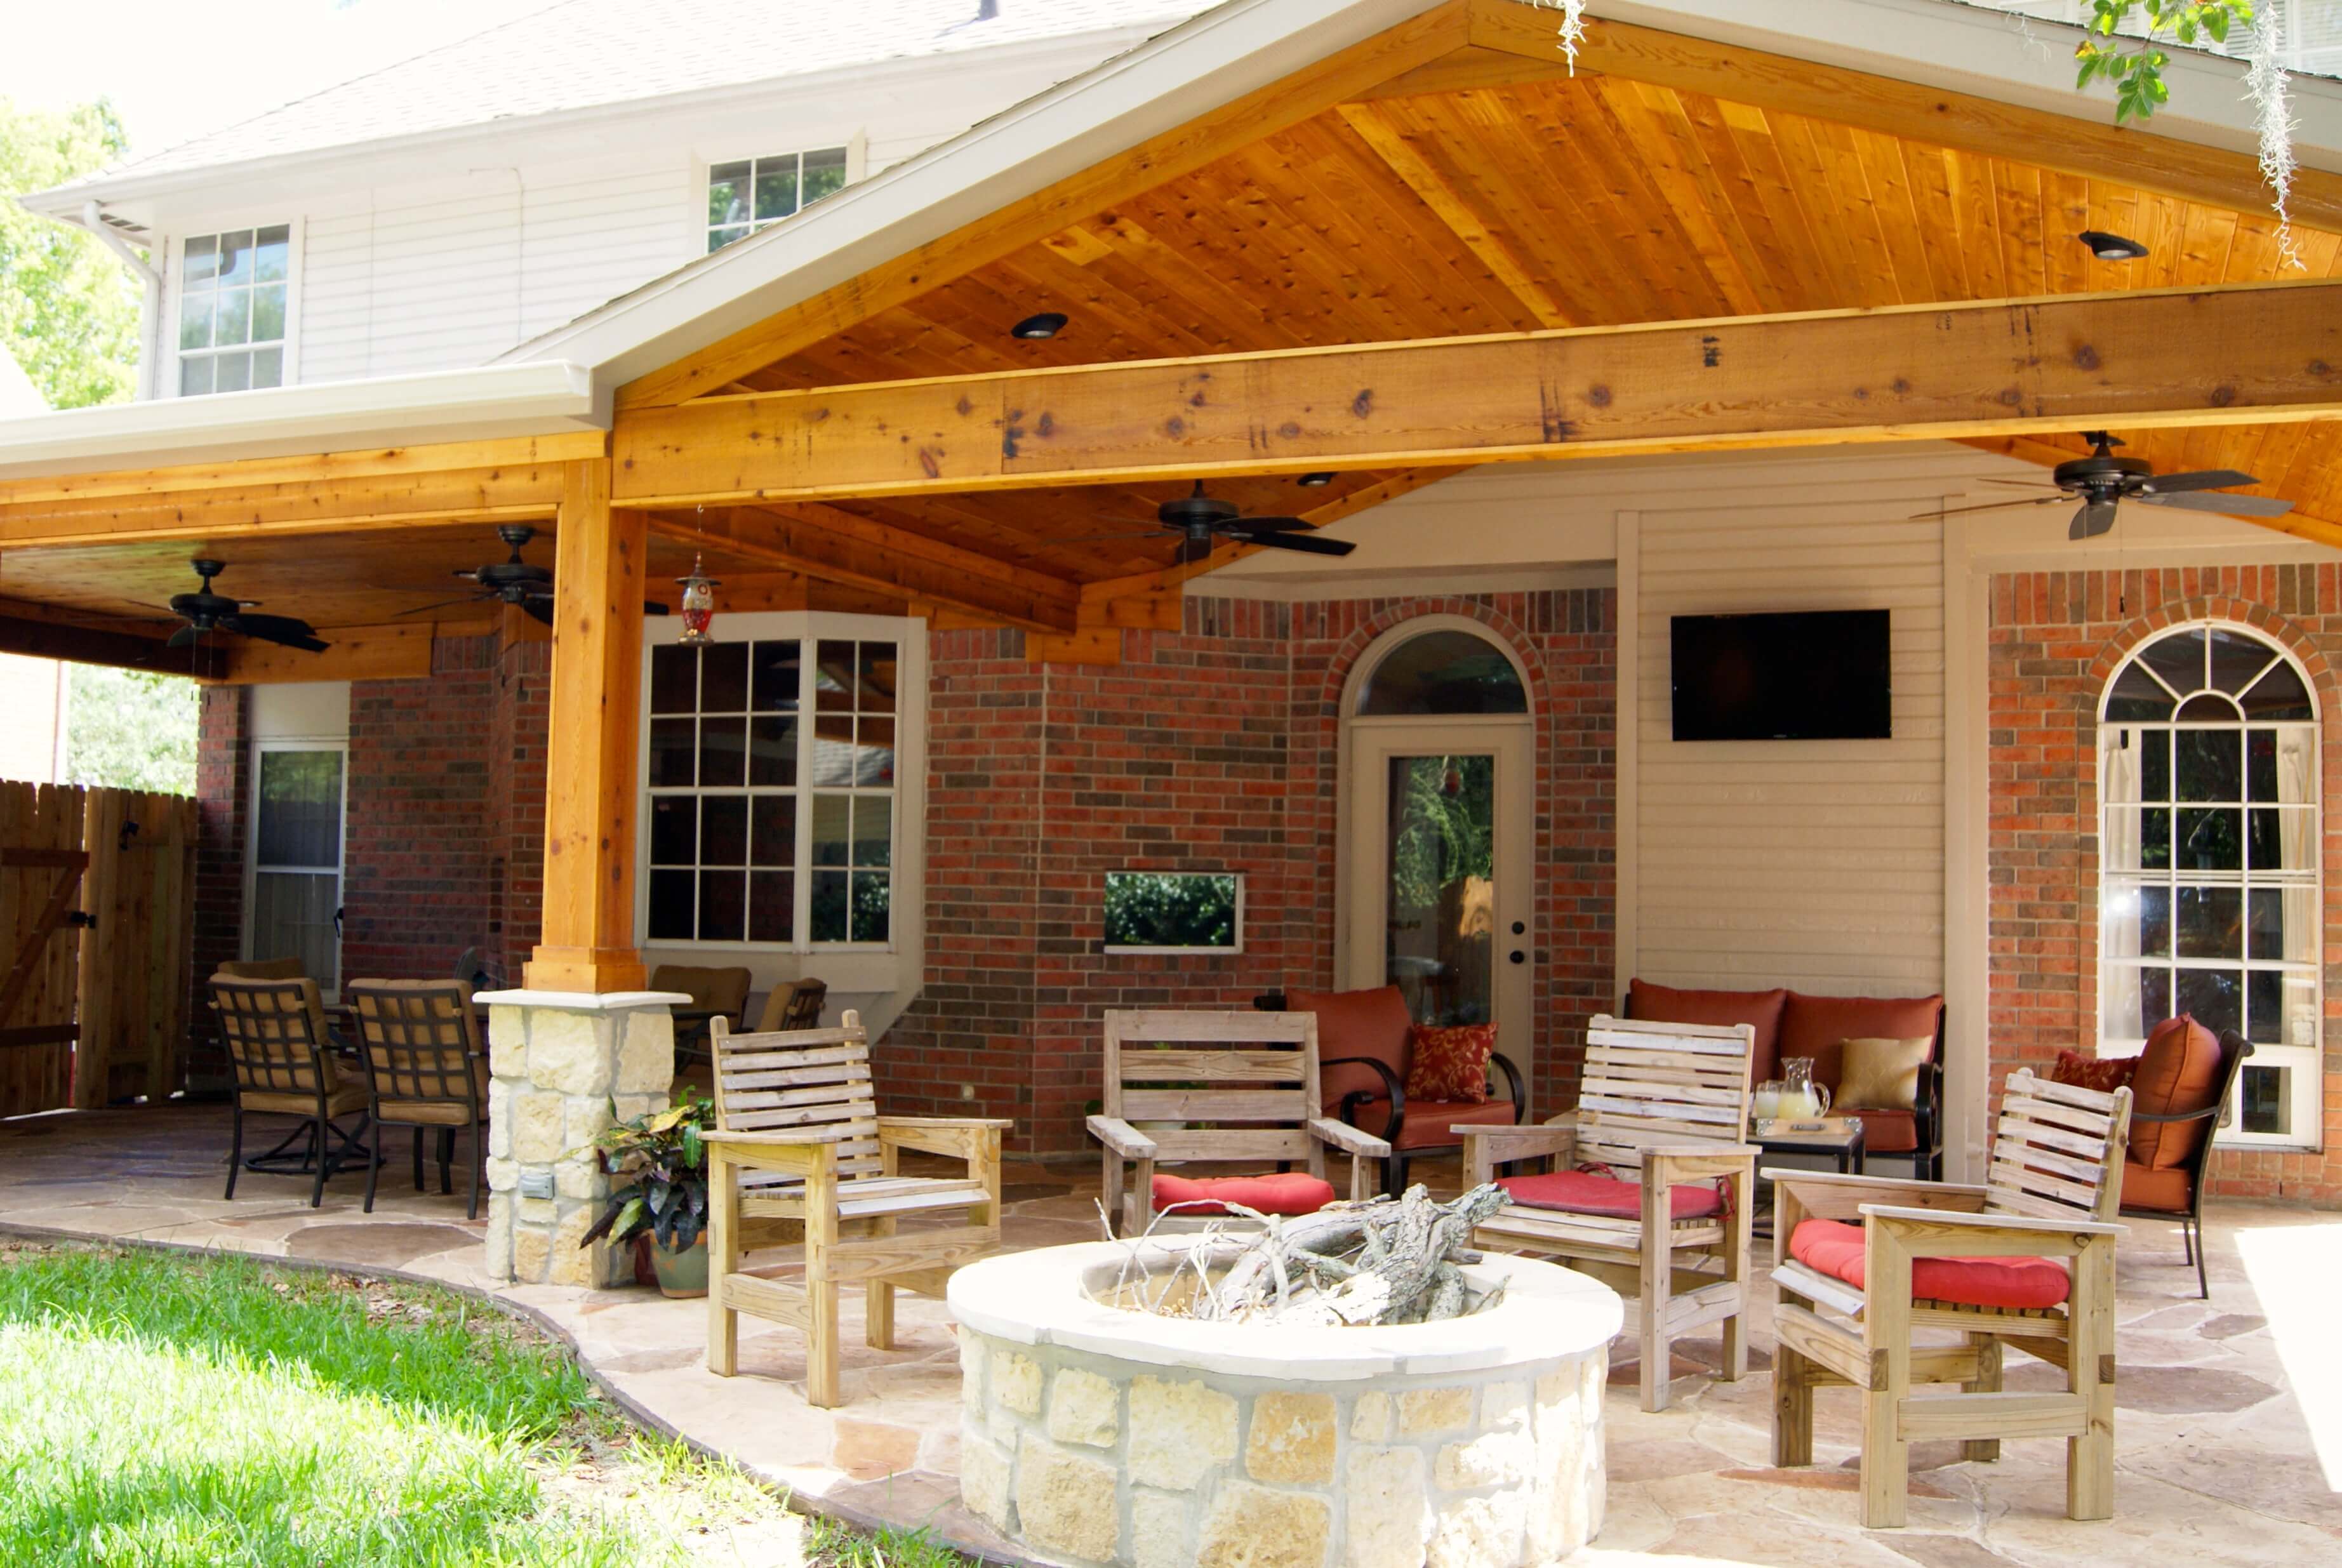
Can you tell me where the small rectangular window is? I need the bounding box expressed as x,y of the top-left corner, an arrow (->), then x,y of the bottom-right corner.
707,147 -> 849,252
1104,872 -> 1243,954
178,225 -> 291,395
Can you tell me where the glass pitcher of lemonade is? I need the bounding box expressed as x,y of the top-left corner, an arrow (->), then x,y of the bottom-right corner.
1781,1057 -> 1832,1120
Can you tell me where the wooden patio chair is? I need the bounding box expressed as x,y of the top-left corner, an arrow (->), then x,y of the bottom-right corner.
1088,1010 -> 1388,1238
1769,1068 -> 2135,1528
703,1009 -> 1009,1407
653,962 -> 752,1074
347,979 -> 489,1220
754,976 -> 827,1032
213,975 -> 370,1208
1455,1014 -> 1759,1412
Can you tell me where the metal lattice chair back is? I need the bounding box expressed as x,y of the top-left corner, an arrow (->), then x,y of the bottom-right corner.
213,977 -> 339,1097
349,980 -> 483,1106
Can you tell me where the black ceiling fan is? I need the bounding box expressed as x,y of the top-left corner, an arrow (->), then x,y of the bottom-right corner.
159,559 -> 328,652
1913,432 -> 2294,540
397,524 -> 672,623
1067,482 -> 1359,566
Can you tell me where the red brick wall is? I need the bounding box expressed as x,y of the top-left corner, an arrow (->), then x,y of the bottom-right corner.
190,684 -> 251,1066
1990,567 -> 2342,1204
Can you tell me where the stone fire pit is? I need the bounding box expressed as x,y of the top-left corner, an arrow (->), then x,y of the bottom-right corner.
949,1239 -> 1621,1568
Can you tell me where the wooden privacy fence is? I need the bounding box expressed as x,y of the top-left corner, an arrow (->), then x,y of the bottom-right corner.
0,783 -> 197,1119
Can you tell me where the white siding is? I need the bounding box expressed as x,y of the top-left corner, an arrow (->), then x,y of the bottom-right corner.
1633,500 -> 1947,999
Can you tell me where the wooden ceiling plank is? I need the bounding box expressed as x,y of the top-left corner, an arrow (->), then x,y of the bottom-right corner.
211,621 -> 436,686
1600,79 -> 1780,314
1703,99 -> 1839,310
1991,161 -> 2052,302
1468,0 -> 2342,231
1335,101 -> 1573,328
618,0 -> 1475,408
1762,113 -> 1880,309
2039,170 -> 2096,296
616,281 -> 2342,505
1941,149 -> 2007,302
1898,143 -> 1976,303
1843,126 -> 1942,305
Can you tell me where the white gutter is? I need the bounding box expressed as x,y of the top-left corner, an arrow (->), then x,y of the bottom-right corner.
79,203 -> 163,403
0,360 -> 604,481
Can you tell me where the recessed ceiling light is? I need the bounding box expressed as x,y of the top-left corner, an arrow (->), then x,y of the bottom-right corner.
2079,230 -> 2150,262
1011,312 -> 1068,340
1296,472 -> 1338,488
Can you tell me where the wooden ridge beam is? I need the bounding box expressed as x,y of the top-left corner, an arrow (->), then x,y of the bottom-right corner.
615,1 -> 1474,409
1467,0 -> 2342,233
0,614 -> 188,675
0,430 -> 606,509
644,504 -> 1082,632
613,281 -> 2342,506
0,465 -> 567,548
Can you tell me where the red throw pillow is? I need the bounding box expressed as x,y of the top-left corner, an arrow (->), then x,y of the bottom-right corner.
1403,1023 -> 1496,1105
2051,1049 -> 2140,1097
1150,1173 -> 1336,1218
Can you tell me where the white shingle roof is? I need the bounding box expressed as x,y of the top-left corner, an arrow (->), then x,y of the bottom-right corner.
79,0 -> 1223,185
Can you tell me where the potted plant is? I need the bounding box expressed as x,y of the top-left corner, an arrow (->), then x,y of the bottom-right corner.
578,1094 -> 715,1298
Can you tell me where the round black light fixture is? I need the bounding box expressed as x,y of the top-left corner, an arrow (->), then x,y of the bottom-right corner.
1011,312 -> 1068,340
1296,472 -> 1338,488
2079,230 -> 2150,262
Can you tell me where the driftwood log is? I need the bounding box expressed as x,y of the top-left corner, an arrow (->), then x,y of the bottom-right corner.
1107,1183 -> 1509,1327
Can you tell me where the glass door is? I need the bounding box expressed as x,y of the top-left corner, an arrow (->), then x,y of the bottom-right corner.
246,743 -> 346,993
1346,726 -> 1531,1032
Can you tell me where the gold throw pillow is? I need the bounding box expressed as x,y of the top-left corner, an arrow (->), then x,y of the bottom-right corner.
1836,1036 -> 1932,1110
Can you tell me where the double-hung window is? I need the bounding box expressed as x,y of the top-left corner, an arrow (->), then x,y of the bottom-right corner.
178,226 -> 291,395
706,147 -> 848,252
645,618 -> 909,950
2099,623 -> 2322,1148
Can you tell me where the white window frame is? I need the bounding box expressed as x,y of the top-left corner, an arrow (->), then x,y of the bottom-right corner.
700,135 -> 863,255
241,737 -> 348,999
1103,872 -> 1246,956
2096,619 -> 2324,1150
167,219 -> 301,399
636,610 -> 925,958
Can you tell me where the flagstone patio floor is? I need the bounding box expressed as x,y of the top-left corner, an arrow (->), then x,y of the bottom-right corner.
0,1102 -> 2335,1567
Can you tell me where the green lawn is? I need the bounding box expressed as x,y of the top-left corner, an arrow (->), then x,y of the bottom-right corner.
0,1241 -> 943,1567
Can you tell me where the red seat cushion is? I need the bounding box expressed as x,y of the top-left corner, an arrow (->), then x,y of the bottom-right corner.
1291,985 -> 1413,1110
1150,1173 -> 1336,1218
1499,1169 -> 1727,1221
2130,1014 -> 2221,1171
1402,1023 -> 1498,1104
1348,1097 -> 1515,1150
1778,992 -> 1944,1100
1788,1218 -> 2070,1310
1842,1107 -> 1919,1155
1628,980 -> 1788,1084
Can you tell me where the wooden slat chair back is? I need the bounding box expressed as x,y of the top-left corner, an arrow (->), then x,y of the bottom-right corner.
1769,1068 -> 2135,1528
211,976 -> 369,1208
703,1010 -> 1010,1408
347,980 -> 488,1219
1088,1011 -> 1388,1236
1456,1014 -> 1759,1412
755,977 -> 828,1033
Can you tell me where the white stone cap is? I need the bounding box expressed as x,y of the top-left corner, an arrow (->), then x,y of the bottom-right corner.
474,989 -> 697,1011
948,1240 -> 1623,1381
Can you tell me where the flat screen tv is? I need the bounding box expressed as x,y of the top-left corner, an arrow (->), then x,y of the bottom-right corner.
1670,609 -> 1892,741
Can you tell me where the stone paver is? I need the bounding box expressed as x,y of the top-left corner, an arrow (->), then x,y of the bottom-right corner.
1,1103 -> 2336,1567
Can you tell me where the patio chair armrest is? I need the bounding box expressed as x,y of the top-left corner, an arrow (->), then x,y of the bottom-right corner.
1769,1171 -> 1988,1225
876,1116 -> 1016,1131
1087,1115 -> 1157,1158
878,1117 -> 1011,1162
1860,1201 -> 2124,1244
702,1128 -> 840,1175
1308,1117 -> 1391,1159
2129,1104 -> 2222,1124
703,1127 -> 854,1145
1457,1120 -> 1576,1186
1645,1143 -> 1759,1183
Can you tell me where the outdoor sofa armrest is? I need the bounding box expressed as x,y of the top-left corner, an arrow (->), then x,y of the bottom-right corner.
1086,1115 -> 1157,1158
2127,1104 -> 2223,1124
1858,1201 -> 2126,1243
1324,1055 -> 1405,1138
1489,1051 -> 1528,1122
1308,1117 -> 1391,1159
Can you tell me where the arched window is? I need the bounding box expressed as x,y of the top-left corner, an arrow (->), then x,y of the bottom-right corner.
2099,625 -> 2320,1146
1357,629 -> 1529,716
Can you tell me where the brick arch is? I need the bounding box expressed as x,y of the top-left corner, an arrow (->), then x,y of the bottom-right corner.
1315,598 -> 1553,714
2086,598 -> 2339,701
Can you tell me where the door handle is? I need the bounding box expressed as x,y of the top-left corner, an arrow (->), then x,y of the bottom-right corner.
1508,950 -> 1526,965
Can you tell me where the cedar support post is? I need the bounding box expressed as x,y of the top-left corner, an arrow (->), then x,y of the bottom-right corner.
526,458 -> 649,992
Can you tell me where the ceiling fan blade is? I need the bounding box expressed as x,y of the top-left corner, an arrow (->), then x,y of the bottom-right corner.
2136,490 -> 2296,518
223,613 -> 329,652
642,601 -> 672,617
2141,468 -> 2260,495
1228,517 -> 1312,531
165,625 -> 200,649
522,597 -> 556,627
1907,496 -> 2066,521
1239,530 -> 1357,557
2070,498 -> 2120,540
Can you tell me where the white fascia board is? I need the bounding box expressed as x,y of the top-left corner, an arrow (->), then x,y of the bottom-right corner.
500,0 -> 1440,385
1596,0 -> 2342,169
0,361 -> 603,481
15,27 -> 1176,229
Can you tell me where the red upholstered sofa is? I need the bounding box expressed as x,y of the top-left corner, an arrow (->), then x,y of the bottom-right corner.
1626,979 -> 1947,1178
1287,985 -> 1526,1195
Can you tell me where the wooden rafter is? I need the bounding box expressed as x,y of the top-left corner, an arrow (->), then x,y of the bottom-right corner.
613,281 -> 2342,508
0,615 -> 187,675
643,503 -> 1083,632
0,465 -> 567,548
614,1 -> 1477,409
0,431 -> 604,508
